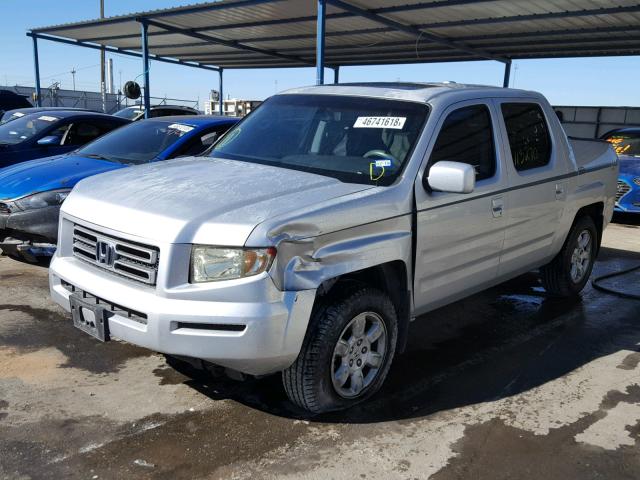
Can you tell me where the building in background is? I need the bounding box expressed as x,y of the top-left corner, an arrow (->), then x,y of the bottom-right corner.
205,97 -> 262,117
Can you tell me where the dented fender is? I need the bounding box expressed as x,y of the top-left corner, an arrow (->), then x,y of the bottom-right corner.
268,215 -> 413,292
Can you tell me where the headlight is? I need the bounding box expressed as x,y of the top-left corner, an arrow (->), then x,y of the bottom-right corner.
14,189 -> 71,211
634,177 -> 640,187
190,246 -> 276,283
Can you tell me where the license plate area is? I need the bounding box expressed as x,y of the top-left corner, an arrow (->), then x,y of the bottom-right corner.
70,293 -> 112,342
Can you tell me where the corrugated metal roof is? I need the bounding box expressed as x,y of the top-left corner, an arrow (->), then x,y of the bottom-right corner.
30,0 -> 640,69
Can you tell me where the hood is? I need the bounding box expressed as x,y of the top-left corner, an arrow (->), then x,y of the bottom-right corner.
63,157 -> 375,245
0,154 -> 125,200
619,155 -> 640,176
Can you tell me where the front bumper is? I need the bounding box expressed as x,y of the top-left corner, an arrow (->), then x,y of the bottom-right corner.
49,253 -> 316,376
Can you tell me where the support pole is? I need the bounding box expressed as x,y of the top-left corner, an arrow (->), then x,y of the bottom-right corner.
218,68 -> 224,115
140,20 -> 151,118
502,60 -> 512,88
333,66 -> 340,84
316,0 -> 326,85
31,35 -> 42,107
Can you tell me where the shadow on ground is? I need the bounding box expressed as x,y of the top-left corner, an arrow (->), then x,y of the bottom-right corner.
165,241 -> 640,424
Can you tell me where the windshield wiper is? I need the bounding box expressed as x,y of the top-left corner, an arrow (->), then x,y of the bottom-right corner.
83,153 -> 120,163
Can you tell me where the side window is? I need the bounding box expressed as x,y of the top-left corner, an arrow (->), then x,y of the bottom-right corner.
46,123 -> 72,145
62,121 -> 111,146
429,104 -> 496,181
171,126 -> 230,158
501,103 -> 552,171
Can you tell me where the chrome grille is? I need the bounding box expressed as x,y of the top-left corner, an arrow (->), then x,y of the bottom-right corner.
0,202 -> 10,214
616,180 -> 631,202
72,225 -> 159,285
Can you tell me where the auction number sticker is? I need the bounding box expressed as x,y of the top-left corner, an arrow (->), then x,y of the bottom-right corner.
168,123 -> 194,134
38,115 -> 59,122
353,116 -> 406,129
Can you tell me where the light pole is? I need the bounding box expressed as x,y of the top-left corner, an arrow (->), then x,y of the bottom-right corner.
100,0 -> 106,112
71,68 -> 76,91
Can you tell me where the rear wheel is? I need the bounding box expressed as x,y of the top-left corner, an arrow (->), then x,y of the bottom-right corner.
283,285 -> 398,413
540,216 -> 597,297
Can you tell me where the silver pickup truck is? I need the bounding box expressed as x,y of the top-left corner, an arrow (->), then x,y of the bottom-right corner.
49,83 -> 618,412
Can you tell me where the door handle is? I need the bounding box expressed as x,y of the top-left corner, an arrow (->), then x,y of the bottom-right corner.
491,197 -> 504,218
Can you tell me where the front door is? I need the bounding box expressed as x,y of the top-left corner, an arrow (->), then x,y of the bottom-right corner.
413,100 -> 508,315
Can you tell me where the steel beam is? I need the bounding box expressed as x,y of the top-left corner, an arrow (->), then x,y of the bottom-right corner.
31,34 -> 42,107
325,0 -> 506,63
316,0 -> 326,85
502,60 -> 511,88
333,66 -> 340,84
140,20 -> 151,118
218,68 -> 224,116
137,17 -> 311,66
26,32 -> 220,72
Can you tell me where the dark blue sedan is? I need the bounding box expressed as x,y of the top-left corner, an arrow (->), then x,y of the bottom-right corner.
0,115 -> 238,261
602,128 -> 640,213
0,110 -> 128,169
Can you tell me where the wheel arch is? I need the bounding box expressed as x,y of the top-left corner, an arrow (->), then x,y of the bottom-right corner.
316,260 -> 412,354
574,201 -> 604,254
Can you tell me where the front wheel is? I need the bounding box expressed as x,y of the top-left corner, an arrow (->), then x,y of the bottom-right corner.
540,216 -> 597,297
283,285 -> 398,413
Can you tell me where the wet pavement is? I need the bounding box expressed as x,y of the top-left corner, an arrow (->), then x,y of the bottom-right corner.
0,216 -> 639,479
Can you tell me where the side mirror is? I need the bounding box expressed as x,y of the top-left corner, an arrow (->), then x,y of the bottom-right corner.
37,135 -> 61,146
427,161 -> 475,194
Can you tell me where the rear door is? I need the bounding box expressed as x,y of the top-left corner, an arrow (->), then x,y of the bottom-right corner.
496,100 -> 568,277
413,100 -> 508,315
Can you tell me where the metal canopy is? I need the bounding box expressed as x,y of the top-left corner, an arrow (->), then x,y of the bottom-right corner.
30,0 -> 640,69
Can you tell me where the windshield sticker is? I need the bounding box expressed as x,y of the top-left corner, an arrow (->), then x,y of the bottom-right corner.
375,159 -> 392,168
13,112 -> 25,117
37,115 -> 59,122
354,116 -> 406,129
168,123 -> 194,134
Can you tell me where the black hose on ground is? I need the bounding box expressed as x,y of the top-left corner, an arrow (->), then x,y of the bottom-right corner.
591,265 -> 640,300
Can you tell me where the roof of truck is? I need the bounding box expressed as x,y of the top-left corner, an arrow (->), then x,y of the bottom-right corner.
282,82 -> 543,104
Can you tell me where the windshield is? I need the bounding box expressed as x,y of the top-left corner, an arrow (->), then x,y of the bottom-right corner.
0,113 -> 60,145
0,110 -> 28,125
77,120 -> 196,164
113,107 -> 144,120
605,132 -> 640,157
210,94 -> 429,185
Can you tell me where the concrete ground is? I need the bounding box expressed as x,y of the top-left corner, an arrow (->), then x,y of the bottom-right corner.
1,215 -> 639,480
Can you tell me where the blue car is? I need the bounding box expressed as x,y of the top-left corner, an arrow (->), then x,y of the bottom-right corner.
0,110 -> 128,169
1,107 -> 94,125
0,115 -> 238,261
602,128 -> 640,213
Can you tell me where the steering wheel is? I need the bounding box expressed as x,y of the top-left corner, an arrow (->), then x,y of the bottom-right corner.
363,149 -> 400,169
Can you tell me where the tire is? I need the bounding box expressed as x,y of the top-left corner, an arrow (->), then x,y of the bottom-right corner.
540,215 -> 597,297
282,284 -> 398,413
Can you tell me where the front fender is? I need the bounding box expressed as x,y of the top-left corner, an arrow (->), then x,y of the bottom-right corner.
269,214 -> 413,292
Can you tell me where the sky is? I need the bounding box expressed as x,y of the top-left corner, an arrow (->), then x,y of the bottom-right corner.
2,0 -> 640,108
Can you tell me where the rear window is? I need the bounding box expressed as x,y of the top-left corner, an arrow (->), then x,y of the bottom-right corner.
501,103 -> 552,171
604,132 -> 640,157
210,94 -> 429,185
